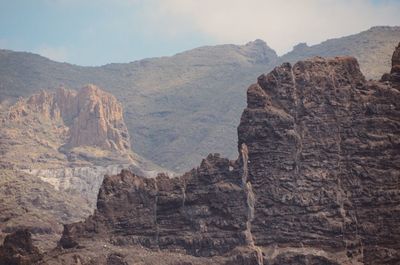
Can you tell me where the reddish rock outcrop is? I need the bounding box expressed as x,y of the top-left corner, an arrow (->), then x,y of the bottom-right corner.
52,46 -> 400,265
7,84 -> 131,154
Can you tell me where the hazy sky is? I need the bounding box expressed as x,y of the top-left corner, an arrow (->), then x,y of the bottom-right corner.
0,0 -> 399,66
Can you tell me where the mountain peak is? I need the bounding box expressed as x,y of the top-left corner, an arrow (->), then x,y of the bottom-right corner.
242,39 -> 278,64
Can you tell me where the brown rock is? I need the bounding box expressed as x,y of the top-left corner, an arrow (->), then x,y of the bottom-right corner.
67,85 -> 130,151
0,229 -> 43,265
381,42 -> 400,85
6,84 -> 131,154
60,155 -> 249,257
238,55 -> 400,264
390,42 -> 400,84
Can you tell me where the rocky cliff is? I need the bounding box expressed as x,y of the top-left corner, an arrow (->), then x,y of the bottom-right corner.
34,45 -> 400,264
5,84 -> 131,157
238,52 -> 400,264
1,85 -> 134,170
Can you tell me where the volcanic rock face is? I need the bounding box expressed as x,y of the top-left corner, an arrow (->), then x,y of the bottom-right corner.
389,42 -> 400,84
44,45 -> 400,265
238,54 -> 400,264
0,229 -> 42,265
60,155 -> 250,257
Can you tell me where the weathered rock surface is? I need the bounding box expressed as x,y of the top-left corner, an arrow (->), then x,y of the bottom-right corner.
0,85 -> 135,170
0,229 -> 42,265
6,84 -> 131,155
22,165 -> 127,209
59,155 -> 250,257
382,42 -> 400,86
238,48 -> 400,264
11,43 -> 400,265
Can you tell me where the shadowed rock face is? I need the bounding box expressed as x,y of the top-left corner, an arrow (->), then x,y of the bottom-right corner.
44,45 -> 400,265
238,54 -> 400,264
0,229 -> 43,265
60,155 -> 250,257
382,42 -> 400,86
390,42 -> 400,84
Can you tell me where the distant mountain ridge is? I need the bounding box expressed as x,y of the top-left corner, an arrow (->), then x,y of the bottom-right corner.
0,26 -> 399,171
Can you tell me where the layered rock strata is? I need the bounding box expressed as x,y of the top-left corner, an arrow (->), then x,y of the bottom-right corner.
60,154 -> 250,257
7,84 -> 131,154
238,51 -> 400,264
17,43 -> 400,265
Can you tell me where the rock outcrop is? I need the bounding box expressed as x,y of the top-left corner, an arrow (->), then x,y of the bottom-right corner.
59,155 -> 250,257
29,44 -> 400,264
382,42 -> 400,85
22,165 -> 127,209
238,46 -> 400,264
0,85 -> 135,170
8,84 -> 131,153
0,229 -> 42,265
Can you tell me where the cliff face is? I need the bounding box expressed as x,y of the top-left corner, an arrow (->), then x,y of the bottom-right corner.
8,84 -> 131,154
23,44 -> 400,265
1,85 -> 134,170
238,54 -> 400,264
60,155 -> 250,257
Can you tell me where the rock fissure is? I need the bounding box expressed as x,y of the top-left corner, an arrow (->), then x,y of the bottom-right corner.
241,143 -> 264,265
154,179 -> 160,250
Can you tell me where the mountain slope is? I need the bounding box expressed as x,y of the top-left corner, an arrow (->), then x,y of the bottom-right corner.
0,26 -> 399,171
281,26 -> 400,79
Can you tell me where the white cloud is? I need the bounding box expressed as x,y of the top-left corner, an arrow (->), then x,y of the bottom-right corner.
146,0 -> 400,54
36,45 -> 68,62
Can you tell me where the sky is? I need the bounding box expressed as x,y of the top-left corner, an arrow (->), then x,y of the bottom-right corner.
0,0 -> 399,66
